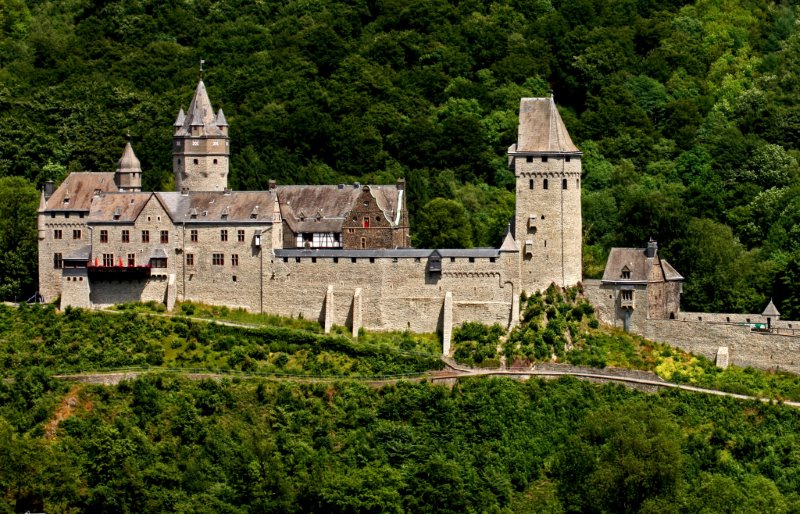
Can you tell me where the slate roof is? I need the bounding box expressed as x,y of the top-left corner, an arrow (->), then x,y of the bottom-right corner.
275,248 -> 500,259
116,142 -> 141,173
762,299 -> 780,317
601,246 -> 683,284
509,97 -> 580,155
44,172 -> 118,212
277,185 -> 402,233
174,80 -> 226,137
158,191 -> 277,223
87,192 -> 152,223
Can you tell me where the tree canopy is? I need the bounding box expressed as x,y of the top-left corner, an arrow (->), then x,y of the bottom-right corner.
0,0 -> 797,313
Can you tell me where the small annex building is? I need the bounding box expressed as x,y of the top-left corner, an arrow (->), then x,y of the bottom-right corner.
585,240 -> 684,331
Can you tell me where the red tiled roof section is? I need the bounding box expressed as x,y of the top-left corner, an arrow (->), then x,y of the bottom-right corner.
45,173 -> 118,211
516,97 -> 580,154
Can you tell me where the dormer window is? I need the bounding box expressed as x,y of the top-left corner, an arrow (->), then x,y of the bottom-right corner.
621,266 -> 631,279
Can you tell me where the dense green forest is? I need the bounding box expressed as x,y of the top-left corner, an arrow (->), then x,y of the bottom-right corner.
3,300 -> 800,510
4,371 -> 800,512
0,0 -> 799,315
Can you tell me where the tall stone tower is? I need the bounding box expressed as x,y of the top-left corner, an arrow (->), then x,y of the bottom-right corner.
173,79 -> 229,192
509,96 -> 582,293
114,142 -> 142,192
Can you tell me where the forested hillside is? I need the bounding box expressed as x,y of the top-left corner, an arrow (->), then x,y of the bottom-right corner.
4,371 -> 800,512
1,0 -> 799,315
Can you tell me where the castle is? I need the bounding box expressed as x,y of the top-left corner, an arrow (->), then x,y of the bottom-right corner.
37,77 -> 800,371
37,78 -> 582,350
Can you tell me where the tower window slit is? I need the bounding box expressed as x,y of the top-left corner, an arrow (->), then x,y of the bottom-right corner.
529,179 -> 533,190
543,179 -> 548,190
562,179 -> 568,190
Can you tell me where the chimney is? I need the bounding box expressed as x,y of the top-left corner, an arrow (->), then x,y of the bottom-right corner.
268,179 -> 277,190
396,178 -> 405,190
181,186 -> 189,196
44,180 -> 55,199
354,182 -> 360,189
645,239 -> 658,258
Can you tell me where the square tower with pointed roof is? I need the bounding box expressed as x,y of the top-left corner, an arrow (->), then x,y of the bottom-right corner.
173,80 -> 230,192
508,96 -> 583,294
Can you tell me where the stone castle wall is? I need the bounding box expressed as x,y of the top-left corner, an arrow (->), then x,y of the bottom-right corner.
584,280 -> 800,372
640,320 -> 800,373
263,253 -> 519,334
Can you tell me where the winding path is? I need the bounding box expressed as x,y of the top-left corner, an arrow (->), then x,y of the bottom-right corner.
53,359 -> 800,409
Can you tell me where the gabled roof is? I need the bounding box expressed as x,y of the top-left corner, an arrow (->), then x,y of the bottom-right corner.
158,191 -> 277,223
44,172 -> 118,212
510,97 -> 580,155
762,299 -> 780,317
601,245 -> 683,284
278,185 -> 402,233
87,192 -> 152,223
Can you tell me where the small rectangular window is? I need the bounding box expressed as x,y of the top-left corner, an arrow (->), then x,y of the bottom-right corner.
186,254 -> 194,266
73,229 -> 81,240
469,257 -> 475,263
529,179 -> 534,190
190,229 -> 198,242
542,156 -> 548,163
231,254 -> 239,266
361,237 -> 366,249
333,257 -> 339,263
122,230 -> 130,243
543,179 -> 549,190
237,229 -> 245,242
53,253 -> 63,269
160,230 -> 169,243
562,178 -> 568,190
212,253 -> 224,265
127,253 -> 135,267
141,230 -> 150,243
526,156 -> 533,163
102,253 -> 114,267
100,230 -> 108,243
53,229 -> 62,240
220,229 -> 228,242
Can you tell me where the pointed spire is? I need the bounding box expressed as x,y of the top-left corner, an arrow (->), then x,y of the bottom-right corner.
187,79 -> 215,127
215,108 -> 228,126
174,107 -> 185,127
762,298 -> 780,317
117,142 -> 141,173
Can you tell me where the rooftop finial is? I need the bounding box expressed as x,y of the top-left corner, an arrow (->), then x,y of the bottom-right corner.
199,58 -> 205,79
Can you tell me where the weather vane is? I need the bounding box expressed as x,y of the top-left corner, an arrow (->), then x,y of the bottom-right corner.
200,59 -> 205,79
